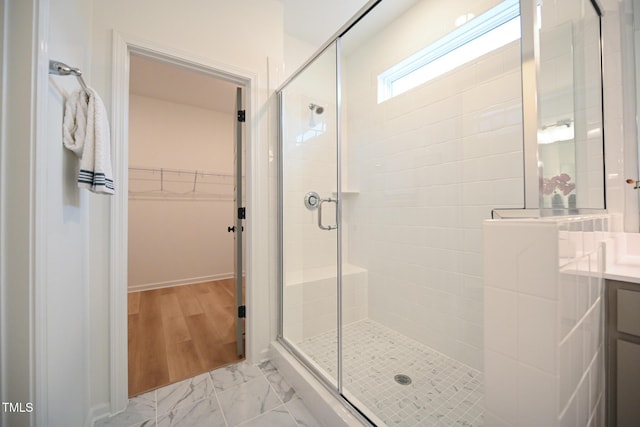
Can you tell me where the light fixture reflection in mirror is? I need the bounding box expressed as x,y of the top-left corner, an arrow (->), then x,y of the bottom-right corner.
538,119 -> 574,145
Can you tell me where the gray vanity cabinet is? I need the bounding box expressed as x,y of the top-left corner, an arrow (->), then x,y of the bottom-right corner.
606,280 -> 640,427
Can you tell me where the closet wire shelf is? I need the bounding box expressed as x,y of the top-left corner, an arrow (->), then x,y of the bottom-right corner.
128,167 -> 243,201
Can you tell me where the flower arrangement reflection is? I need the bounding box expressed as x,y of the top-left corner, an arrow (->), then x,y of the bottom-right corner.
543,173 -> 576,211
543,173 -> 576,196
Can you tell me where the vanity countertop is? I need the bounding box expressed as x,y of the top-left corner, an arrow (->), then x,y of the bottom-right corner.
604,233 -> 640,284
605,257 -> 640,284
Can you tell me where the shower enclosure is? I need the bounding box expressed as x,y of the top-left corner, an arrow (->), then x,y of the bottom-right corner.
278,0 -> 604,425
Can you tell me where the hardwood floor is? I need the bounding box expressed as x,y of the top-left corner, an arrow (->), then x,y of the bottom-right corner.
128,278 -> 244,397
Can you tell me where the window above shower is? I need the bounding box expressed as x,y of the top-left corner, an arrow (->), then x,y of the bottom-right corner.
377,0 -> 522,103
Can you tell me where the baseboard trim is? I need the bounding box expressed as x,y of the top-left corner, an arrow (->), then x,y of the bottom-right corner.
86,402 -> 111,427
127,273 -> 234,292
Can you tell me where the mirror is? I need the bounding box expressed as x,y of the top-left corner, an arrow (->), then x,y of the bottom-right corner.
537,0 -> 605,213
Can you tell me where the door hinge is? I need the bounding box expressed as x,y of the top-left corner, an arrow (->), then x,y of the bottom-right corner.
238,207 -> 246,219
237,110 -> 246,122
238,305 -> 246,318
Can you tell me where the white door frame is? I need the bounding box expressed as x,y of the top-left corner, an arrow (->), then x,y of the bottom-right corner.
109,31 -> 263,411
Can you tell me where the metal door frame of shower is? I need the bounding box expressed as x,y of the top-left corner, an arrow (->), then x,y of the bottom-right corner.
277,33 -> 378,424
336,36 -> 345,397
277,0 -> 608,426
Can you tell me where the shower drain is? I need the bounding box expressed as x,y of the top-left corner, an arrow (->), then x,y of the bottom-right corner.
394,374 -> 412,385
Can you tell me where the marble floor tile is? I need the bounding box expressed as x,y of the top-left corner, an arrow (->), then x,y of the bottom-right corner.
156,397 -> 226,427
236,405 -> 298,427
216,376 -> 282,426
210,361 -> 263,392
156,372 -> 214,416
95,391 -> 156,427
96,361 -> 321,427
96,420 -> 156,427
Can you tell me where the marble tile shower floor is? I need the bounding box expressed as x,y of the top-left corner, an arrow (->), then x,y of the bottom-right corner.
95,361 -> 320,427
297,319 -> 484,427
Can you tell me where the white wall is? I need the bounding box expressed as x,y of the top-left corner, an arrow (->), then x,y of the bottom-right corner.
281,0 -> 369,78
284,34 -> 317,80
342,0 -> 524,370
44,1 -> 95,424
1,1 -> 39,426
602,0 -> 640,232
129,96 -> 234,173
128,95 -> 235,290
1,0 -> 95,426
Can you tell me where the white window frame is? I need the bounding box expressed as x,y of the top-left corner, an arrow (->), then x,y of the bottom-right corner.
377,0 -> 521,103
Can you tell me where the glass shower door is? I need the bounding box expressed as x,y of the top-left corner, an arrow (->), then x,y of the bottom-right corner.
337,0 -> 523,425
280,43 -> 340,387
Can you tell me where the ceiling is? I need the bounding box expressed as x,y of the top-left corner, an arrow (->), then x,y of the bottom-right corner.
129,54 -> 238,114
128,1 -> 370,112
281,0 -> 370,46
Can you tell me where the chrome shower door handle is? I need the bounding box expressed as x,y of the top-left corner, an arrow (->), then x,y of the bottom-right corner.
318,197 -> 337,231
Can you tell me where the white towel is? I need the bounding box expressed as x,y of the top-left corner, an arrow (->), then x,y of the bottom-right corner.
63,88 -> 115,194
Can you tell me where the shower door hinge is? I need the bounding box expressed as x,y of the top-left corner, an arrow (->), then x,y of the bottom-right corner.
238,305 -> 246,318
238,207 -> 246,219
237,110 -> 246,122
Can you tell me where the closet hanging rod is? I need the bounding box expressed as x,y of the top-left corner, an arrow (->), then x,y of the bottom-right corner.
129,166 -> 233,179
49,60 -> 88,93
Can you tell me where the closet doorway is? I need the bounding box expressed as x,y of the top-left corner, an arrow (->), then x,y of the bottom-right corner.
126,54 -> 246,397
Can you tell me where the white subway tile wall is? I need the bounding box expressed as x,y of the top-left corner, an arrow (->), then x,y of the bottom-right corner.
342,16 -> 524,371
279,0 -> 621,425
281,44 -> 340,354
483,215 -> 608,427
282,1 -> 526,372
282,265 -> 368,342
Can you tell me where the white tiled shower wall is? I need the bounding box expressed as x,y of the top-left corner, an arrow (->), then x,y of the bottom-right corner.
283,265 -> 368,343
282,45 -> 371,341
342,0 -> 524,370
483,215 -> 608,427
281,0 -> 630,375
